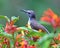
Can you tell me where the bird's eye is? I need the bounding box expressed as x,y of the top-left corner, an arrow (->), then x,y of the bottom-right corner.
28,13 -> 30,14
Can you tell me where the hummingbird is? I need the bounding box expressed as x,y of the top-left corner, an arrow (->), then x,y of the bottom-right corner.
21,9 -> 50,34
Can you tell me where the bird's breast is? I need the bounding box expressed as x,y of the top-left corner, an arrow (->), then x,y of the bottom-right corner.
27,19 -> 31,29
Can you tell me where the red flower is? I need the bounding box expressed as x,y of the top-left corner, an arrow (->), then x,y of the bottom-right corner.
3,38 -> 9,45
15,41 -> 20,47
15,38 -> 36,48
4,21 -> 17,34
28,45 -> 36,48
40,8 -> 60,28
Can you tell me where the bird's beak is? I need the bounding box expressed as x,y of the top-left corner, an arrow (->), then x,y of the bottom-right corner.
20,9 -> 28,13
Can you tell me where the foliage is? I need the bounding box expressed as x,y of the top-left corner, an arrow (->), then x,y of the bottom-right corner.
0,8 -> 60,48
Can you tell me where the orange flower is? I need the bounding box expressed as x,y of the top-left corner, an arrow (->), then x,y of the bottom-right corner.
19,39 -> 28,48
41,16 -> 52,23
4,21 -> 17,34
40,8 -> 60,28
33,36 -> 40,42
15,40 -> 36,48
54,34 -> 60,41
16,34 -> 22,40
52,43 -> 57,48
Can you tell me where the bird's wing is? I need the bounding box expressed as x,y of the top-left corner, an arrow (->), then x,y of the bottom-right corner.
30,19 -> 49,34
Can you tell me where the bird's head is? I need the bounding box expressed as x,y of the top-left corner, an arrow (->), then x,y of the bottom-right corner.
21,9 -> 36,19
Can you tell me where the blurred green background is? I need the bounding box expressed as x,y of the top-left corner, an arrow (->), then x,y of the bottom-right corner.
0,0 -> 60,26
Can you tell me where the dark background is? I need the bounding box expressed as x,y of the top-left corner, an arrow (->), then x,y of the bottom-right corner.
0,0 -> 60,26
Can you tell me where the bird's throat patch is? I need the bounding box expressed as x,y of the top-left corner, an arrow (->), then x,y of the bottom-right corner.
27,19 -> 31,29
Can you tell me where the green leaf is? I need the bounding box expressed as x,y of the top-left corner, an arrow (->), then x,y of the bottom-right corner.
26,31 -> 45,37
0,24 -> 4,32
20,27 -> 45,37
36,33 -> 55,48
57,44 -> 60,48
14,32 -> 18,40
0,32 -> 13,39
11,16 -> 19,23
0,39 -> 3,43
20,27 -> 29,30
56,27 -> 60,33
2,44 -> 7,48
0,24 -> 3,28
10,40 -> 14,48
40,39 -> 51,48
28,40 -> 36,45
0,15 -> 10,22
